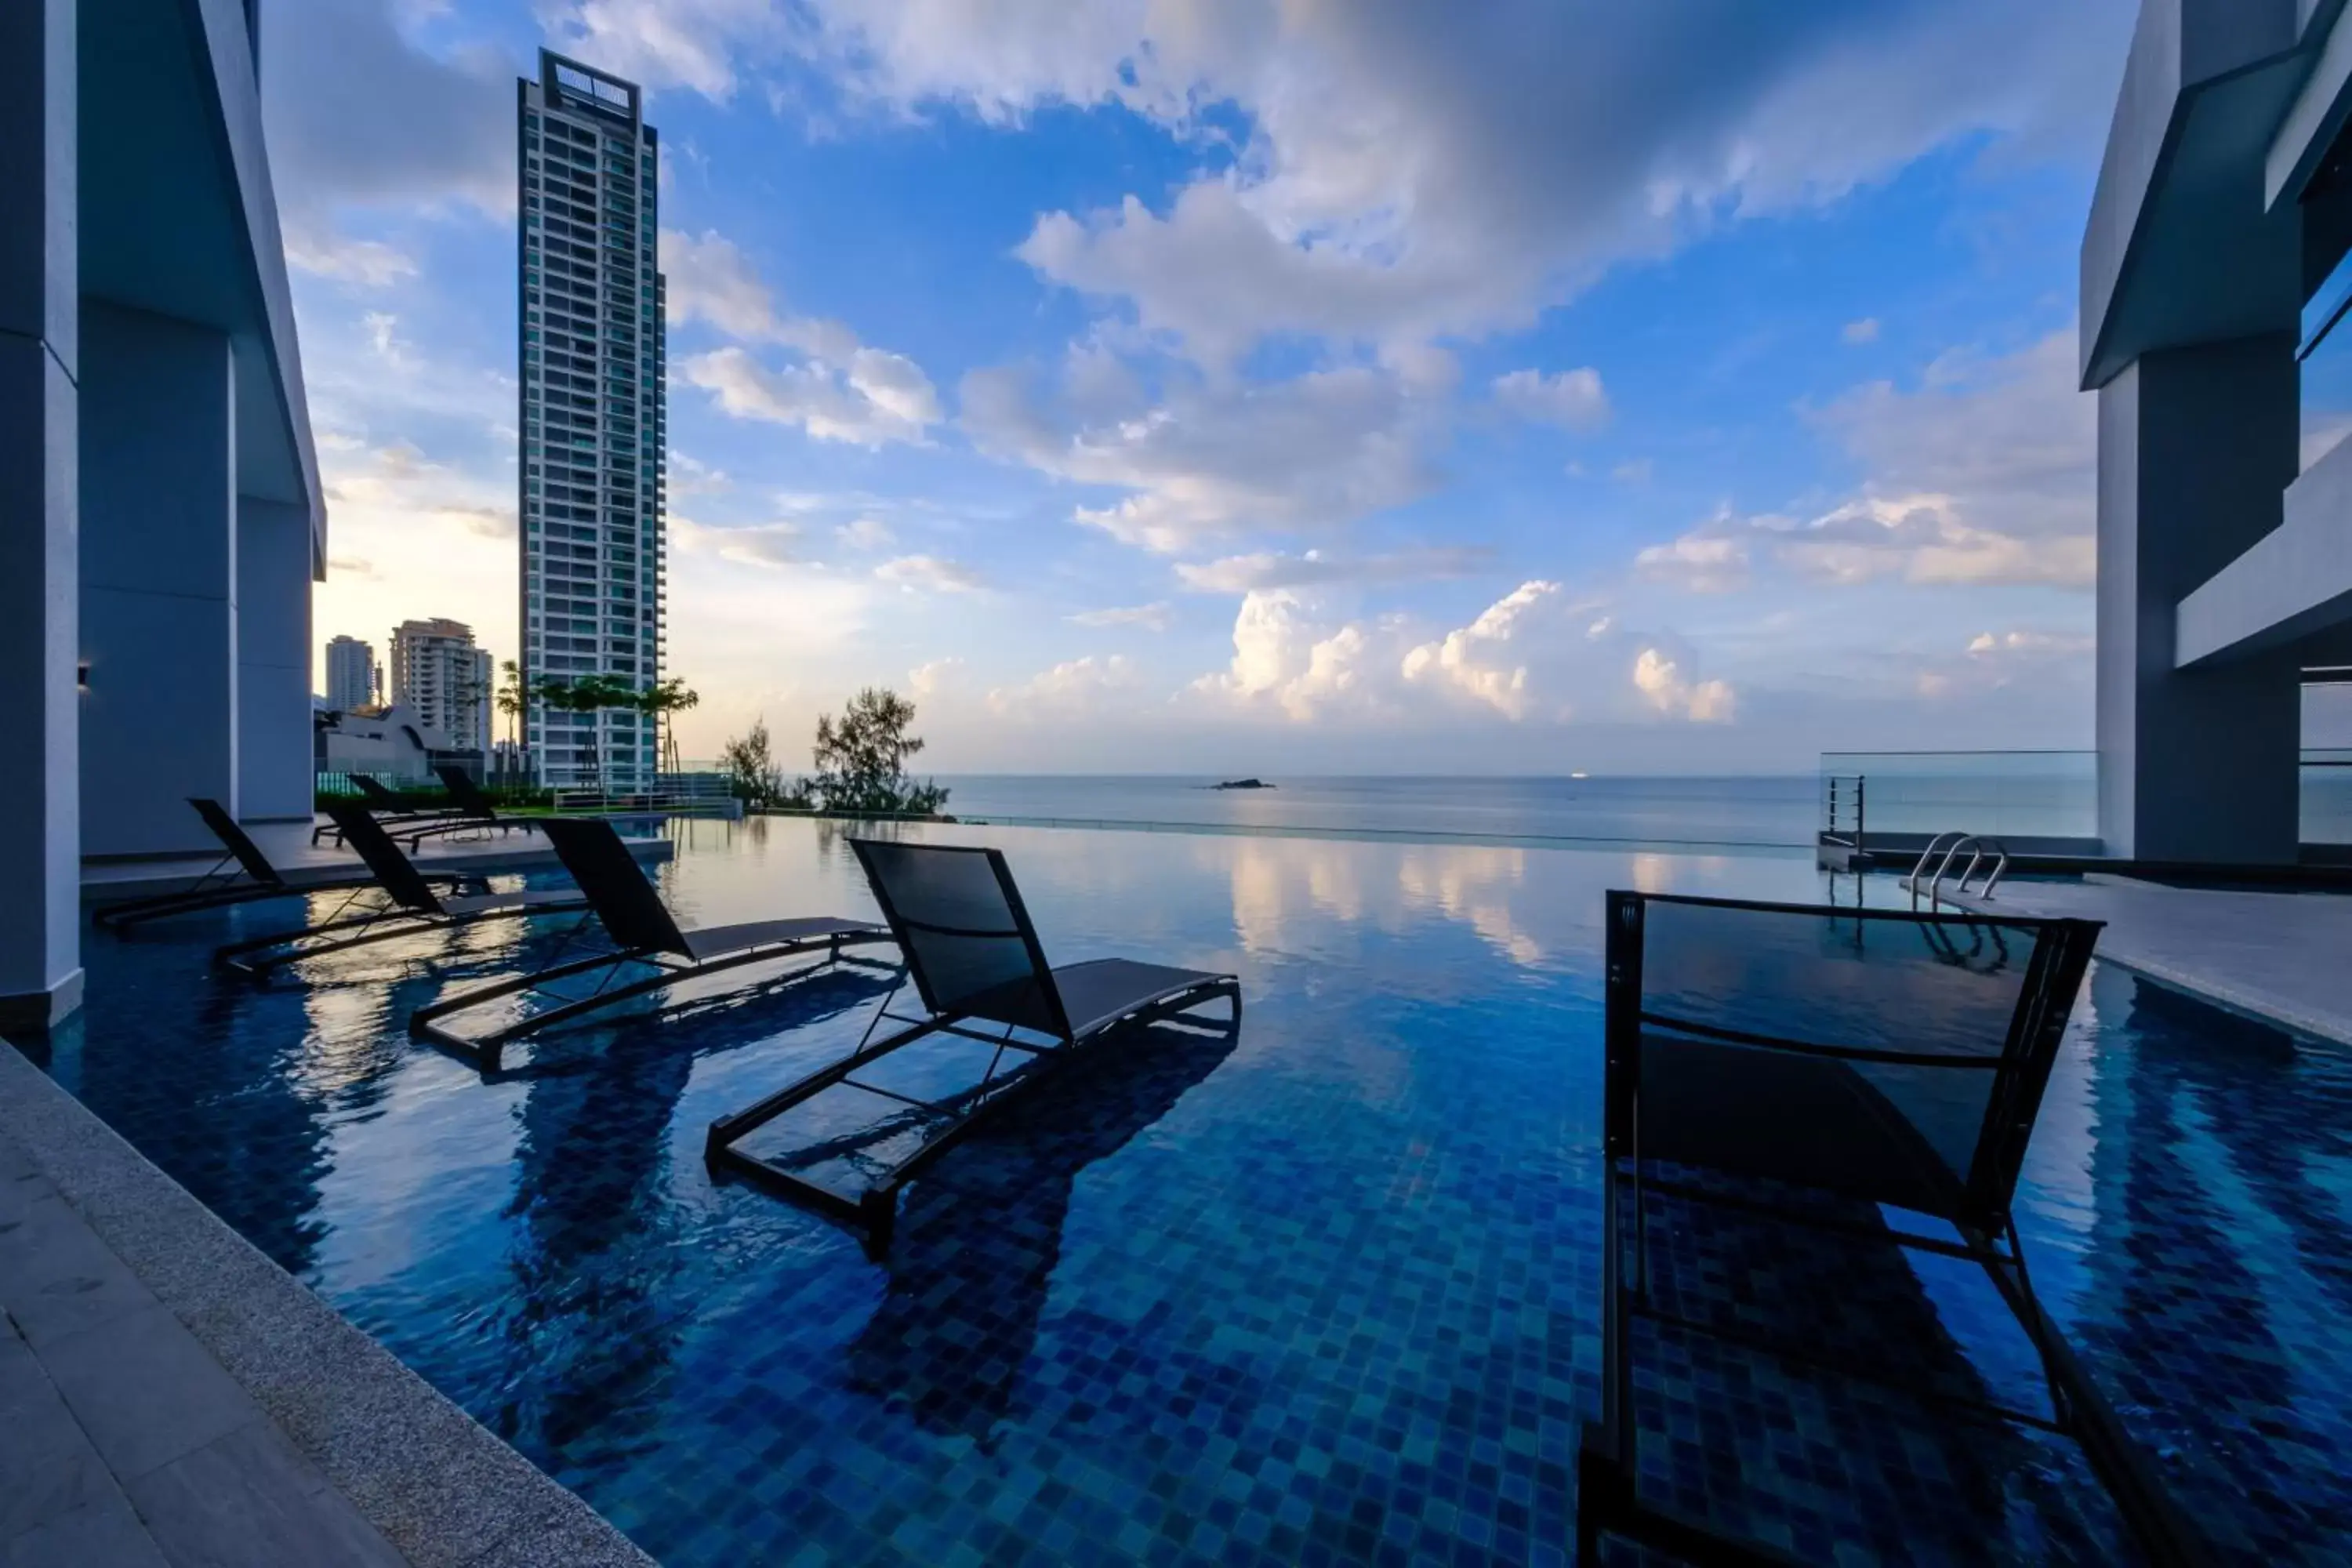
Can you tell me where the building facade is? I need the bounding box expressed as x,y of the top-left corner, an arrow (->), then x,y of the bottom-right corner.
1,0 -> 325,1029
390,619 -> 492,756
517,50 -> 667,788
2086,0 -> 2352,864
325,633 -> 378,712
318,705 -> 464,782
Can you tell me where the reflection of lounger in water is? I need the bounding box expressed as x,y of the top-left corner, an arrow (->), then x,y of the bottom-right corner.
841,1018 -> 1237,1443
1580,891 -> 2206,1568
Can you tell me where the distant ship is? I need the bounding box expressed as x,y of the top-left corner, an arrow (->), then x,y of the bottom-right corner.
1570,771 -> 1588,780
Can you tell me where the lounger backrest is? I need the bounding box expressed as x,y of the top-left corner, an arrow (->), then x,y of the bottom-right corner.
1606,891 -> 2098,1229
351,775 -> 402,809
537,817 -> 690,956
434,767 -> 496,818
850,839 -> 1070,1037
322,804 -> 445,913
188,799 -> 284,887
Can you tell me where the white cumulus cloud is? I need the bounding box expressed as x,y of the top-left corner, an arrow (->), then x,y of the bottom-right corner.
988,655 -> 1144,717
1632,648 -> 1737,723
684,346 -> 941,448
1639,330 -> 2095,593
1069,603 -> 1174,630
1492,368 -> 1610,430
666,228 -> 942,447
1192,580 -> 1737,729
961,356 -> 1439,554
1175,547 -> 1488,594
671,517 -> 804,568
1400,581 -> 1561,720
874,554 -> 986,593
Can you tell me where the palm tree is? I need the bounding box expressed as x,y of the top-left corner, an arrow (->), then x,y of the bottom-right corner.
492,659 -> 528,782
533,673 -> 640,790
636,677 -> 700,776
495,659 -> 527,749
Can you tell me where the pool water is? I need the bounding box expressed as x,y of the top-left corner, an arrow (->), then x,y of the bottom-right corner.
25,818 -> 2352,1565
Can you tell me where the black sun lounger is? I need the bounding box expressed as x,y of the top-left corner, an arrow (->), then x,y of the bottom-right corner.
406,815 -> 893,1070
94,799 -> 484,932
214,804 -> 589,980
380,767 -> 543,850
310,774 -> 473,846
704,837 -> 1240,1240
1576,891 -> 2206,1568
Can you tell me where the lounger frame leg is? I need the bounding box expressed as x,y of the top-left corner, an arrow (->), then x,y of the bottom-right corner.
214,894 -> 578,981
706,979 -> 1240,1243
100,862 -> 481,934
1577,1164 -> 2211,1566
93,852 -> 246,929
211,887 -> 412,974
410,931 -> 896,1071
216,911 -> 476,979
100,880 -> 277,931
1972,1218 -> 2207,1568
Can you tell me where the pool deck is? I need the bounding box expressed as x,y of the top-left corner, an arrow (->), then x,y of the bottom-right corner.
1953,873 -> 2352,1046
0,1039 -> 654,1568
81,816 -> 673,903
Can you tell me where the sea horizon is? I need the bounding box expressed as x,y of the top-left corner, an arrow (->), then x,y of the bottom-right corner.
914,772 -> 1831,850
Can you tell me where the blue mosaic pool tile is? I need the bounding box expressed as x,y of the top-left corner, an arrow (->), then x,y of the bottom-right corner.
20,829 -> 2352,1564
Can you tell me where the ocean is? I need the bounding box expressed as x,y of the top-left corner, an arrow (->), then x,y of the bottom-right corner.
927,774 -> 1826,850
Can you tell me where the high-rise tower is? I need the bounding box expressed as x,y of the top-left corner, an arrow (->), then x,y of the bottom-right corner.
517,50 -> 666,786
390,619 -> 493,753
324,635 -> 379,712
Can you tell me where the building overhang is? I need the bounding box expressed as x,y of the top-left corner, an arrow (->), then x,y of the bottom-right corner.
2178,426 -> 2352,664
2081,0 -> 2310,390
79,0 -> 326,578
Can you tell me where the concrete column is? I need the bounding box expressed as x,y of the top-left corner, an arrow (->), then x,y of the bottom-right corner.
0,0 -> 82,1033
79,301 -> 238,858
2097,333 -> 2304,863
235,497 -> 313,820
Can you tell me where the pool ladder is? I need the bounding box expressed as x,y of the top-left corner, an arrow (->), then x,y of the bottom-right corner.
1906,832 -> 2008,909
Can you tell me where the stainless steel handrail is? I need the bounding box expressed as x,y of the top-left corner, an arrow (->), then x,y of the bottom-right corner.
1925,837 -> 1975,908
1905,831 -> 1968,902
1920,833 -> 2009,908
1965,839 -> 2009,899
1919,841 -> 1976,912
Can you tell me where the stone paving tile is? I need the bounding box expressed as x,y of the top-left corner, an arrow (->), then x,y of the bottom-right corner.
0,1327 -> 47,1407
0,1332 -> 111,1541
35,1301 -> 265,1483
125,1421 -> 410,1568
0,1134 -> 38,1185
1958,875 -> 2352,1045
0,1048 -> 648,1568
0,1491 -> 170,1568
0,1190 -> 160,1348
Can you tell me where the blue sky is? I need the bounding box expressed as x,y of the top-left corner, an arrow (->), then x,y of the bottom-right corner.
272,0 -> 2146,773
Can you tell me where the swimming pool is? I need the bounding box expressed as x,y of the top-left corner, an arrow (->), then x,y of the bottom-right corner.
27,818 -> 2352,1564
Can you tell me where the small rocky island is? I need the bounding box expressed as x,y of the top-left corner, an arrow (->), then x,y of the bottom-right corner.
1211,777 -> 1275,790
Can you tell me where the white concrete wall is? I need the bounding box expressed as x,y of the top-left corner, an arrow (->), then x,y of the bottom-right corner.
0,0 -> 82,1029
79,300 -> 238,858
235,496 -> 312,819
